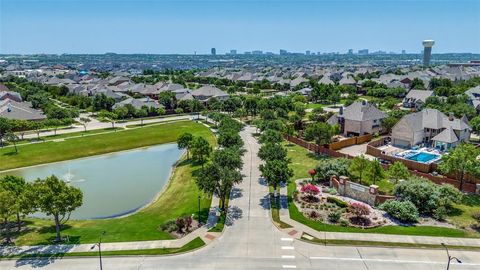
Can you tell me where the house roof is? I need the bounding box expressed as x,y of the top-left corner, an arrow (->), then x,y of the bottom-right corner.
0,91 -> 22,102
191,85 -> 228,99
340,101 -> 386,122
404,89 -> 434,103
0,83 -> 9,92
112,97 -> 161,110
0,99 -> 47,121
395,108 -> 471,133
431,127 -> 459,143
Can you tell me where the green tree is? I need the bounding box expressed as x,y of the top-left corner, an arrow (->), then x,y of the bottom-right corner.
0,188 -> 17,244
218,129 -> 243,149
4,132 -> 19,153
365,159 -> 386,185
212,148 -> 243,170
0,175 -> 34,231
349,155 -> 369,185
32,175 -> 83,242
196,164 -> 243,210
136,109 -> 148,125
99,111 -> 118,129
471,116 -> 480,134
0,117 -> 13,147
259,129 -> 283,144
260,159 -> 293,197
304,122 -> 335,145
258,143 -> 288,161
79,117 -> 91,132
439,143 -> 480,191
191,137 -> 212,167
177,133 -> 194,159
387,161 -> 410,184
157,107 -> 166,116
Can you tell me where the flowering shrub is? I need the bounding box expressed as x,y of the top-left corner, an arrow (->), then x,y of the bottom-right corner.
308,169 -> 316,181
301,184 -> 320,196
349,202 -> 370,218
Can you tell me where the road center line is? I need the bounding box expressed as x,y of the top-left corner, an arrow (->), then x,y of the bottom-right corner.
281,255 -> 295,259
281,246 -> 295,250
281,238 -> 294,242
282,265 -> 297,268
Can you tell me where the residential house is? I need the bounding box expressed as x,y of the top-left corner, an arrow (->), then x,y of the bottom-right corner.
327,101 -> 387,136
112,97 -> 161,110
402,89 -> 434,109
0,90 -> 23,102
391,109 -> 471,150
0,99 -> 47,121
191,85 -> 229,102
465,86 -> 480,113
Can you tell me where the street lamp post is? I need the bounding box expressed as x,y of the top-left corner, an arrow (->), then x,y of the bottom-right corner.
441,243 -> 462,270
91,231 -> 106,270
198,195 -> 201,227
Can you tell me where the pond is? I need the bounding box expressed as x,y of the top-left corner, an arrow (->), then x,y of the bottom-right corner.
0,143 -> 184,220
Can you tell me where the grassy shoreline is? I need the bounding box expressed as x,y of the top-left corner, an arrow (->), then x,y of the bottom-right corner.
1,121 -> 216,246
0,120 -> 207,171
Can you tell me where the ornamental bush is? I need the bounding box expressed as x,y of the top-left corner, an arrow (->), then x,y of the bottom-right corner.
300,184 -> 320,196
349,202 -> 370,218
379,200 -> 418,223
394,178 -> 462,215
327,196 -> 348,208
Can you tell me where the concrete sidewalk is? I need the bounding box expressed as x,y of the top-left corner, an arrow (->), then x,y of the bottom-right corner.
278,184 -> 480,248
0,196 -> 221,257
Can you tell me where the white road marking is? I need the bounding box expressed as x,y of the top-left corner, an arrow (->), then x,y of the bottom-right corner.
309,257 -> 480,266
281,238 -> 294,242
281,255 -> 295,259
282,265 -> 297,268
281,246 -> 295,250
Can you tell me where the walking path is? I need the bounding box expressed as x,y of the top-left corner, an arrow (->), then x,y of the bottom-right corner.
0,196 -> 220,257
278,184 -> 480,247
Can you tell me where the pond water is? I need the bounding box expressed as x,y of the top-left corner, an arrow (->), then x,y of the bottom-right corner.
0,144 -> 184,220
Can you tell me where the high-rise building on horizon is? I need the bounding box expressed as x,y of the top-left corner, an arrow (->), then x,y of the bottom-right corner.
229,49 -> 237,55
422,40 -> 435,66
306,50 -> 311,55
348,49 -> 353,54
358,49 -> 369,55
211,48 -> 216,55
402,49 -> 406,54
279,49 -> 288,55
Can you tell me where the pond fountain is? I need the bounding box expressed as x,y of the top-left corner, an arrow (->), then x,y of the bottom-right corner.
0,143 -> 184,220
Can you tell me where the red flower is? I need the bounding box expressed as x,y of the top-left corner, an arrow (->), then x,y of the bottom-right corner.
300,184 -> 320,196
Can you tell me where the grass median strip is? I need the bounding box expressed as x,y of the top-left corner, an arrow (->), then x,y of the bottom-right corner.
3,237 -> 205,259
301,233 -> 480,251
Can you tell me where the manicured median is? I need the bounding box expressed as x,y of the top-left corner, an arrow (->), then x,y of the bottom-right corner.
1,121 -> 216,246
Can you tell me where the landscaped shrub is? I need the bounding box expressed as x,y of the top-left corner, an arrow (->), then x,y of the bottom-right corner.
315,158 -> 351,182
433,206 -> 448,221
327,196 -> 348,208
349,202 -> 371,218
160,220 -> 178,233
301,184 -> 321,202
394,178 -> 461,215
309,211 -> 320,219
379,200 -> 418,223
339,219 -> 349,227
328,211 -> 341,223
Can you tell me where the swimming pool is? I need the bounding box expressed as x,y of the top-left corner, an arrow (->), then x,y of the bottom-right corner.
405,152 -> 440,163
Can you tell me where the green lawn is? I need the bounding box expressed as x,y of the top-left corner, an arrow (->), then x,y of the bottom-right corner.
1,121 -> 211,171
2,121 -> 216,245
13,127 -> 124,145
4,237 -> 205,259
448,195 -> 480,232
285,141 -> 477,238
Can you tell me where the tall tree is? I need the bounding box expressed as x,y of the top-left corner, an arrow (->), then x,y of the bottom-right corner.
0,188 -> 17,244
260,159 -> 293,197
177,133 -> 194,159
439,143 -> 480,191
32,175 -> 83,242
0,175 -> 34,231
212,148 -> 243,170
191,137 -> 212,166
387,161 -> 410,184
365,159 -> 386,185
258,143 -> 288,161
349,155 -> 370,185
304,122 -> 335,145
196,164 -> 242,210
79,117 -> 91,132
4,132 -> 19,153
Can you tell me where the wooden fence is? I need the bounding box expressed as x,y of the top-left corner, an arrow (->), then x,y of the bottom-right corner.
285,135 -> 479,194
328,134 -> 372,150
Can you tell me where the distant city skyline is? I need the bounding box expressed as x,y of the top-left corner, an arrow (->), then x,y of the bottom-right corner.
1,0 -> 479,54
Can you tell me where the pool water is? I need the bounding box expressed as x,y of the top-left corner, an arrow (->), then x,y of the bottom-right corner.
405,152 -> 439,163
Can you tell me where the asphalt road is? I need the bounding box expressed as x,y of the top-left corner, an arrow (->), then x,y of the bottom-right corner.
3,125 -> 480,270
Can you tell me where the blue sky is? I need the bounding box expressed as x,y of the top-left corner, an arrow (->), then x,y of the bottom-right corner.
1,0 -> 479,54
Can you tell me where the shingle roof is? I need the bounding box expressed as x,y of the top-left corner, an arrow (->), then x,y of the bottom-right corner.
341,101 -> 386,121
0,100 -> 47,120
404,90 -> 434,103
431,127 -> 459,143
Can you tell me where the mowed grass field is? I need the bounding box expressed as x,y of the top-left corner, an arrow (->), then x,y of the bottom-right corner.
1,121 -> 216,245
0,120 -> 207,171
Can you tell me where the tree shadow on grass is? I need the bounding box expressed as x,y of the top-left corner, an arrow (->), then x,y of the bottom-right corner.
461,195 -> 480,207
2,151 -> 19,156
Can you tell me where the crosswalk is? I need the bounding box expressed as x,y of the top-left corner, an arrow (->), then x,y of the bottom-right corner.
280,237 -> 296,269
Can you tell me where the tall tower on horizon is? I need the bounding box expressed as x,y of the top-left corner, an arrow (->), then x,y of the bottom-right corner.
211,48 -> 216,55
422,40 -> 435,66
